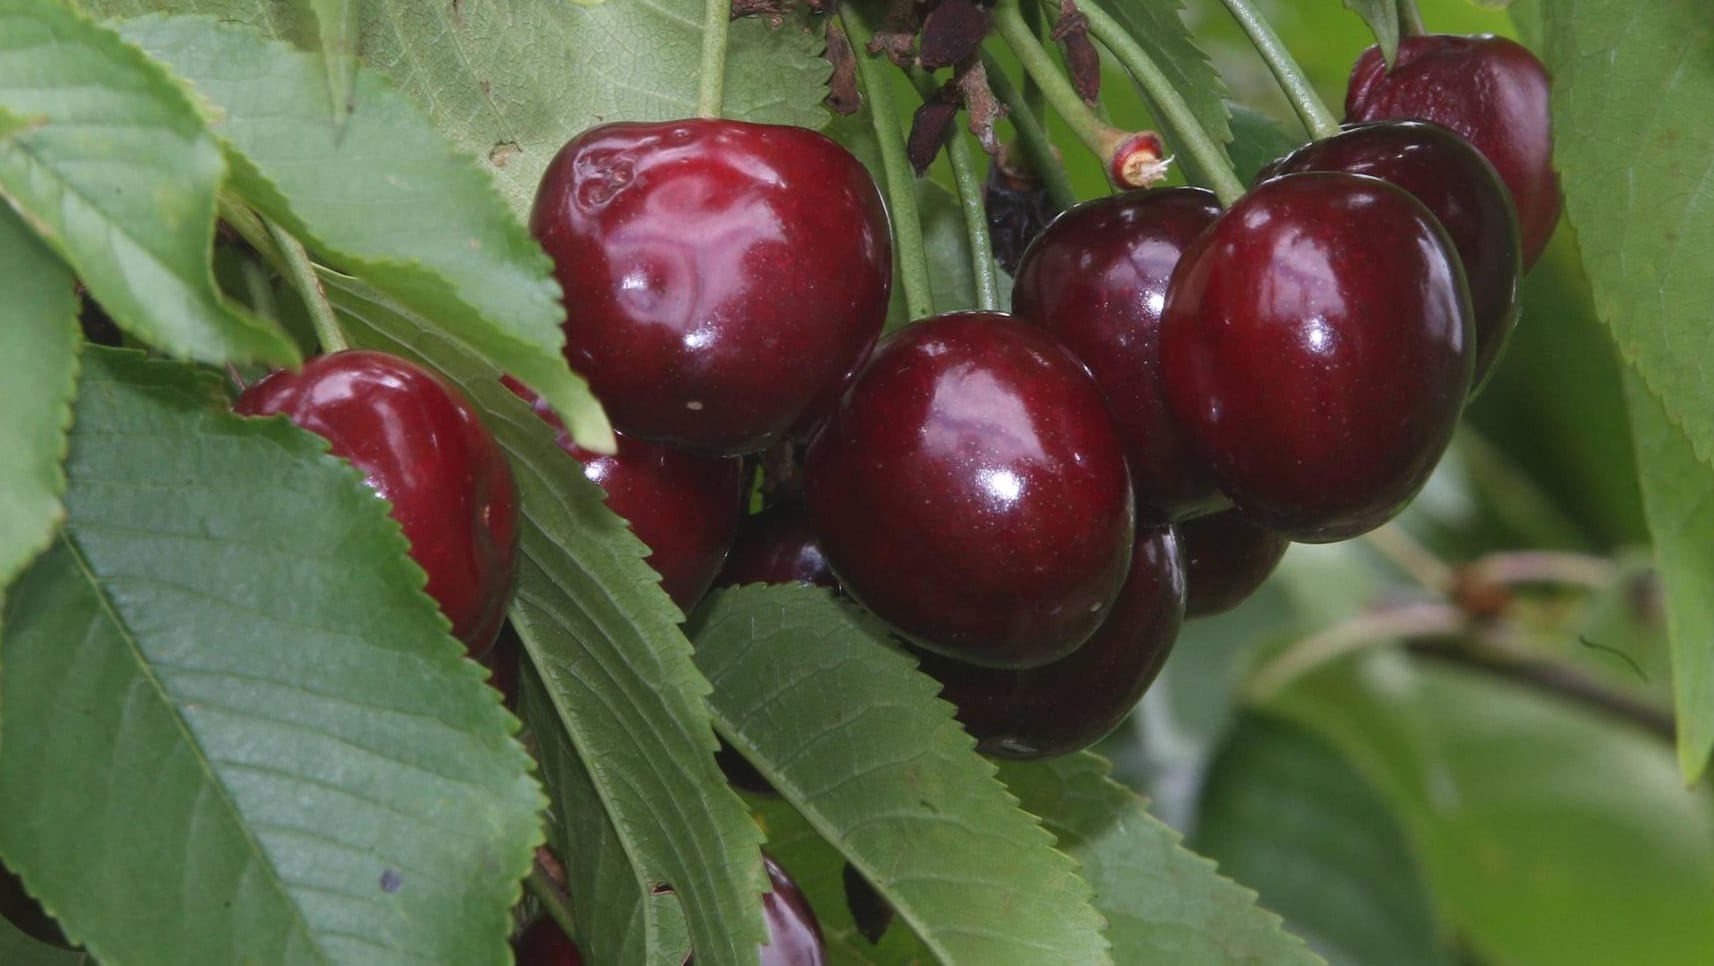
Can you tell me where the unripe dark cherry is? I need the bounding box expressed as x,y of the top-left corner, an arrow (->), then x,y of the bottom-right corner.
804,313 -> 1135,669
1266,121 -> 1521,389
504,378 -> 743,612
1177,510 -> 1289,618
531,119 -> 892,456
1346,34 -> 1561,268
1012,187 -> 1226,521
914,526 -> 1184,759
1160,173 -> 1474,543
235,351 -> 519,655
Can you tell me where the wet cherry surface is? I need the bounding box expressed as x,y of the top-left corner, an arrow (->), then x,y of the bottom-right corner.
804,312 -> 1135,669
1346,34 -> 1561,267
914,526 -> 1184,759
1159,173 -> 1473,543
531,119 -> 892,455
235,350 -> 518,655
1012,186 -> 1226,521
1268,120 -> 1521,389
505,377 -> 743,612
1177,509 -> 1290,618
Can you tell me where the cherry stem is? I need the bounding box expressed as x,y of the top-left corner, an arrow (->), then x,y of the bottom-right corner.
992,0 -> 1133,184
1397,0 -> 1427,37
1070,0 -> 1248,205
908,71 -> 1002,312
527,861 -> 580,940
1466,551 -> 1617,591
1363,524 -> 1455,592
1020,0 -> 1047,121
841,5 -> 934,320
696,0 -> 732,118
267,218 -> 348,353
1213,0 -> 1340,140
980,50 -> 1078,210
1244,599 -> 1464,701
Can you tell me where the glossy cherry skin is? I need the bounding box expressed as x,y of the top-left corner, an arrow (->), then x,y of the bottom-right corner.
1012,187 -> 1227,522
758,853 -> 827,966
505,377 -> 745,612
1159,173 -> 1473,543
1267,121 -> 1521,389
513,916 -> 585,965
914,526 -> 1184,759
531,119 -> 892,455
716,500 -> 837,590
1346,34 -> 1561,268
804,312 -> 1135,669
235,351 -> 519,655
1177,510 -> 1289,618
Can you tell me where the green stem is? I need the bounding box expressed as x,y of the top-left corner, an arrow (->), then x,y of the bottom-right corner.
1073,0 -> 1248,204
993,0 -> 1126,166
1019,0 -> 1047,121
980,49 -> 1077,210
218,194 -> 283,268
527,864 -> 579,940
910,71 -> 1002,312
1213,0 -> 1340,140
696,0 -> 732,118
1397,0 -> 1426,36
267,218 -> 347,353
841,5 -> 934,320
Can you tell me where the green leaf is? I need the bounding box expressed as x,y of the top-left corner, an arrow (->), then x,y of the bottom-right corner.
689,584 -> 1111,966
326,272 -> 771,966
0,348 -> 540,966
0,1 -> 297,366
1222,103 -> 1303,185
1544,0 -> 1714,780
306,0 -> 359,121
115,15 -> 612,453
0,916 -> 89,966
1623,371 -> 1714,781
521,666 -> 692,966
1191,715 -> 1449,966
1343,1 -> 1400,63
995,752 -> 1322,966
0,205 -> 78,592
1266,654 -> 1714,966
1102,0 -> 1234,163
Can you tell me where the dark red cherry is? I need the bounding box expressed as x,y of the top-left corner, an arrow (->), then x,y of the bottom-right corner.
914,526 -> 1183,759
481,623 -> 521,709
1159,173 -> 1473,543
505,377 -> 744,612
235,351 -> 519,655
513,916 -> 584,965
1177,510 -> 1289,618
1267,121 -> 1521,389
716,500 -> 836,590
531,119 -> 892,456
1012,187 -> 1226,521
804,312 -> 1135,669
1345,34 -> 1561,268
759,853 -> 826,966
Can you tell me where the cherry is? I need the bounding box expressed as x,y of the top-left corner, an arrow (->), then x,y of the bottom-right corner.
513,916 -> 585,966
1345,34 -> 1561,268
235,350 -> 519,655
912,526 -> 1183,759
504,378 -> 743,612
1159,173 -> 1473,543
803,312 -> 1135,669
1266,121 -> 1521,389
531,119 -> 892,456
481,623 -> 522,709
716,500 -> 836,590
757,853 -> 826,966
1012,187 -> 1226,521
1177,510 -> 1289,618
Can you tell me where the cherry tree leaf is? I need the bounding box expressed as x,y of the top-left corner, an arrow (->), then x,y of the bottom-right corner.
0,205 -> 77,593
0,0 -> 297,366
1343,0 -> 1401,64
689,584 -> 1111,966
327,272 -> 771,966
0,349 -> 541,966
1543,0 -> 1714,781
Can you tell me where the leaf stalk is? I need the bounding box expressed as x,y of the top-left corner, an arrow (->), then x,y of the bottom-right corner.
1213,0 -> 1340,140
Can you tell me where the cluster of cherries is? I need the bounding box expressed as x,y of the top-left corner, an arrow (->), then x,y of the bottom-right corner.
220,31 -> 1557,965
